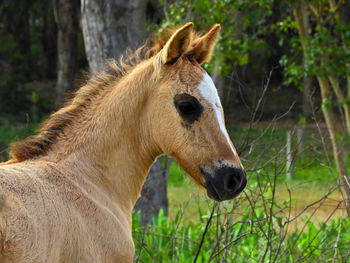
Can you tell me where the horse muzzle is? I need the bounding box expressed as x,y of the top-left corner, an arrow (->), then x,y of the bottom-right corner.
201,166 -> 247,201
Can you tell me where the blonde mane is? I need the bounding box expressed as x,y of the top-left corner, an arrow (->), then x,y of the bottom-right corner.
10,44 -> 159,162
9,29 -> 203,162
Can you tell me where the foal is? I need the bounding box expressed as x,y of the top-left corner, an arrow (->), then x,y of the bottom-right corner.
0,23 -> 246,262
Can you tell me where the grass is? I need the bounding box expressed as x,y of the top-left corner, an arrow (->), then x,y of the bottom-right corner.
133,198 -> 350,262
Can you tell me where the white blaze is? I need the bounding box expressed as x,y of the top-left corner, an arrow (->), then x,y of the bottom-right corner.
197,73 -> 237,156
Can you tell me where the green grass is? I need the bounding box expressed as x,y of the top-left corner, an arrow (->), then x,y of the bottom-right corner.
133,207 -> 350,262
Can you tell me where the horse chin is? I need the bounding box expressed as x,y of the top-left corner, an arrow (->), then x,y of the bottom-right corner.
205,181 -> 246,201
205,181 -> 222,201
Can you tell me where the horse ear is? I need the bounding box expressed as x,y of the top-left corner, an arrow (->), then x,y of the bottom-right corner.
161,22 -> 194,64
192,24 -> 221,65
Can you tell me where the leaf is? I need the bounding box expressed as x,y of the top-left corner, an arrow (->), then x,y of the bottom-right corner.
321,98 -> 332,110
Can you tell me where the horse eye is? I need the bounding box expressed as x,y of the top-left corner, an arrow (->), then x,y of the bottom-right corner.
178,102 -> 196,115
174,93 -> 203,123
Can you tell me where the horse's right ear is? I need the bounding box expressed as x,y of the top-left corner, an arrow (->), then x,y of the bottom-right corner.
161,22 -> 194,64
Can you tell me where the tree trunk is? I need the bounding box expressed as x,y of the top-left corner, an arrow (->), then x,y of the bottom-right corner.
329,75 -> 350,136
346,76 -> 350,136
286,130 -> 293,180
302,76 -> 313,120
328,1 -> 350,136
81,0 -> 162,73
80,0 -> 167,225
133,157 -> 170,226
317,77 -> 350,215
294,0 -> 313,120
53,0 -> 79,107
42,0 -> 58,80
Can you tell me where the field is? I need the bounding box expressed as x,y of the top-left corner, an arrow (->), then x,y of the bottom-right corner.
1,121 -> 349,262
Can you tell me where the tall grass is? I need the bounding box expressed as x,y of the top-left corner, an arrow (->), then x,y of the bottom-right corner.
133,206 -> 350,262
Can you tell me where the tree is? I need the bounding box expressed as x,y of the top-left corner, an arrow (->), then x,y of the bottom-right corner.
53,0 -> 79,107
133,156 -> 170,225
80,0 -> 166,226
281,0 -> 350,214
81,0 -> 163,73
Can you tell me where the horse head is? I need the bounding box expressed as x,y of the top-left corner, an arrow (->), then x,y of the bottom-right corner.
151,23 -> 247,201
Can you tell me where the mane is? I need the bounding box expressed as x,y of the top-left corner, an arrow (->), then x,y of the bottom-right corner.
9,27 -> 203,162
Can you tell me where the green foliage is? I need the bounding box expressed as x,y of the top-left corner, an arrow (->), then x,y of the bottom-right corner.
133,208 -> 350,262
305,20 -> 350,77
277,3 -> 350,85
321,98 -> 332,110
160,0 -> 276,75
286,217 -> 350,262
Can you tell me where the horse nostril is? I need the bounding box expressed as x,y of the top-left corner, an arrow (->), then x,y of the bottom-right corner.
224,168 -> 246,193
226,173 -> 241,192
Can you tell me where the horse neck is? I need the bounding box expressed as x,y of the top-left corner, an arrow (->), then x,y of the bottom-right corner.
47,60 -> 161,214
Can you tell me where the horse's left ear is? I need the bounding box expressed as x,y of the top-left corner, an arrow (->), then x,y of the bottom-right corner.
161,22 -> 194,64
192,24 -> 221,65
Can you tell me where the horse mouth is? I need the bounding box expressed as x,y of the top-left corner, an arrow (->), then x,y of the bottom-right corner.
205,180 -> 246,201
205,180 -> 222,201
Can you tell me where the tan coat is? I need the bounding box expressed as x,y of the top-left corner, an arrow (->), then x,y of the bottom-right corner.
0,161 -> 134,262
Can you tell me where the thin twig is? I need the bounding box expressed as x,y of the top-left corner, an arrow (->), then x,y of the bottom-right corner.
192,203 -> 217,263
285,185 -> 339,224
208,232 -> 254,261
331,221 -> 342,263
132,229 -> 199,244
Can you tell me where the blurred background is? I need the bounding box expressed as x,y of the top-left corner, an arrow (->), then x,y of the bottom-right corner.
0,0 -> 350,262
